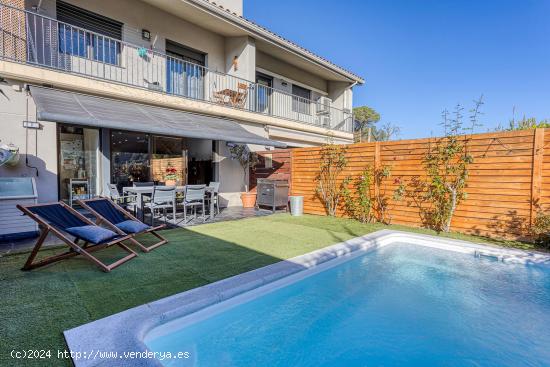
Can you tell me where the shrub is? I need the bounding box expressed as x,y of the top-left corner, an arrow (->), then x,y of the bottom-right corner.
342,168 -> 374,223
342,165 -> 402,224
531,212 -> 550,249
229,144 -> 259,192
408,97 -> 483,232
315,142 -> 348,216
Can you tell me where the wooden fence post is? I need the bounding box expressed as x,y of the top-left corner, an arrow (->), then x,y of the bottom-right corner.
289,149 -> 294,196
530,128 -> 545,228
374,142 -> 381,217
374,141 -> 381,168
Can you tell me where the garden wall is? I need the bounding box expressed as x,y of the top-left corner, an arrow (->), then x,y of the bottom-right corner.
249,149 -> 292,192
285,129 -> 550,240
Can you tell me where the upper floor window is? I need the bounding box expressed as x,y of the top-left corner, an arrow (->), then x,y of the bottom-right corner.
166,40 -> 206,67
165,40 -> 207,98
57,1 -> 122,65
292,84 -> 311,115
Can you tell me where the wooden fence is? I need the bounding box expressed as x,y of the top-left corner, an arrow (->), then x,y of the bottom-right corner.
250,149 -> 292,192
286,128 -> 550,241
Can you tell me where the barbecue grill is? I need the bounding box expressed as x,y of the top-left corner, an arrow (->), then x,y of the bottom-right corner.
255,179 -> 289,212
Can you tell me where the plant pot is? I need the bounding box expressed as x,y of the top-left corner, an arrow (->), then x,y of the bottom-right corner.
165,179 -> 176,186
241,192 -> 256,208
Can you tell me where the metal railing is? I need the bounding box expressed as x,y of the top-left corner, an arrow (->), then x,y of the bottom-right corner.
0,4 -> 353,133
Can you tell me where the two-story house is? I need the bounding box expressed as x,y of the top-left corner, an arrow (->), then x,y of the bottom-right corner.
0,0 -> 363,211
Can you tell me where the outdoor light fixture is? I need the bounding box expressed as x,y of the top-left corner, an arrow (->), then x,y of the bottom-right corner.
142,29 -> 151,41
23,121 -> 41,129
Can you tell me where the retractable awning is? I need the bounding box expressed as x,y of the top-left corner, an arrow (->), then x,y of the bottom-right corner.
29,86 -> 286,148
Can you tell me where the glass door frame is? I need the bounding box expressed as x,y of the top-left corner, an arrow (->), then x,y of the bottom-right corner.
109,130 -> 152,190
255,72 -> 273,115
109,130 -> 188,189
56,123 -> 102,201
151,135 -> 188,186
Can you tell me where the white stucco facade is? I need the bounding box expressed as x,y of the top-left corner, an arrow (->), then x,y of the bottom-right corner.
0,0 -> 363,216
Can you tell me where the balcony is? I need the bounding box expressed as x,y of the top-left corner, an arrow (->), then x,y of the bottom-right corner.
0,4 -> 353,133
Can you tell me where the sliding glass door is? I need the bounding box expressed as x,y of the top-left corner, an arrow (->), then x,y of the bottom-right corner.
166,40 -> 206,99
110,131 -> 150,190
110,131 -> 187,189
255,73 -> 273,114
151,136 -> 187,185
57,125 -> 100,203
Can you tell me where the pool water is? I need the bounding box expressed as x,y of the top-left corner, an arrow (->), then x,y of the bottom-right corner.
145,243 -> 550,366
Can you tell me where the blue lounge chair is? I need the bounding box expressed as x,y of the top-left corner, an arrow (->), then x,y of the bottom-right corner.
17,202 -> 137,272
78,197 -> 168,252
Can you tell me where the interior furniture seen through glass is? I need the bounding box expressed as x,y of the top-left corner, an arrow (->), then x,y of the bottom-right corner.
111,130 -> 150,190
152,136 -> 186,185
58,125 -> 100,203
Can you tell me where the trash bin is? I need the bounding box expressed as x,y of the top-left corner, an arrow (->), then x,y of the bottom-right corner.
289,195 -> 303,216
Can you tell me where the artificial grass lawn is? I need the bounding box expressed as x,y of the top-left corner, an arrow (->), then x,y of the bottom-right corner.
0,214 -> 539,366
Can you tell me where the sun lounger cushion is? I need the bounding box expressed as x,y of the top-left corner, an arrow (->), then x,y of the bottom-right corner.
115,220 -> 150,234
65,225 -> 119,244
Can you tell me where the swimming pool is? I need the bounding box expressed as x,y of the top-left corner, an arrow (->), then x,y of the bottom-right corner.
144,241 -> 550,367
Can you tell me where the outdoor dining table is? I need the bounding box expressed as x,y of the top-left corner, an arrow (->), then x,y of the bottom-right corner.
122,185 -> 215,222
213,88 -> 246,107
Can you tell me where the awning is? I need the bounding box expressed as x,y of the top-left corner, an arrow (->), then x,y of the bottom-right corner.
29,86 -> 286,148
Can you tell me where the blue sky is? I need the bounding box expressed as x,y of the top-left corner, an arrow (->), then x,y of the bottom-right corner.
245,0 -> 550,139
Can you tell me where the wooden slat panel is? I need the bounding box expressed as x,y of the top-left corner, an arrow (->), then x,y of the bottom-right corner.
249,149 -> 292,192
286,129 -> 546,240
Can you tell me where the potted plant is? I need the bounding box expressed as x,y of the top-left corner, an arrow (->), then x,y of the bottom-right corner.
164,164 -> 178,186
229,144 -> 259,208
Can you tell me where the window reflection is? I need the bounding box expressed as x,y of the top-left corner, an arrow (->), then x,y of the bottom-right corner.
152,136 -> 186,185
111,131 -> 150,190
58,125 -> 100,203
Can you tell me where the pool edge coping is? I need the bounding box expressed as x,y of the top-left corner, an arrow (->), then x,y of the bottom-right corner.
63,229 -> 550,367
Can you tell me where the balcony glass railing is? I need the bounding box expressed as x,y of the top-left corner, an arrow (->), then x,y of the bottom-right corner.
0,4 -> 353,133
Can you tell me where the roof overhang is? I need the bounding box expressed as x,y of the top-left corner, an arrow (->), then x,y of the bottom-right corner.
140,0 -> 364,84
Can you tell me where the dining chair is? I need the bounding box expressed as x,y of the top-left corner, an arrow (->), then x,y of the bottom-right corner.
107,184 -> 137,216
133,182 -> 155,187
212,89 -> 227,105
206,182 -> 221,215
232,83 -> 248,109
144,186 -> 176,225
133,181 -> 155,203
182,185 -> 206,223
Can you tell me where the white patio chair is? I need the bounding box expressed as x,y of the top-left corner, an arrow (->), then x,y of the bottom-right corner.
107,184 -> 137,216
206,181 -> 221,215
133,182 -> 155,187
182,185 -> 206,223
144,186 -> 176,225
133,181 -> 155,203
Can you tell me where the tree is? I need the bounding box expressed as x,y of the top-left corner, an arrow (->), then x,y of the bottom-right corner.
315,141 -> 348,216
419,96 -> 483,232
353,106 -> 380,142
496,116 -> 550,131
372,122 -> 401,141
342,167 -> 374,223
229,144 -> 259,192
342,165 -> 400,224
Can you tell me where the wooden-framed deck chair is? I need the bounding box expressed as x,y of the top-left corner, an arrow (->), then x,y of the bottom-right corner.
17,202 -> 137,272
77,197 -> 168,253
